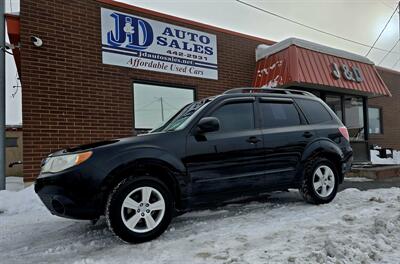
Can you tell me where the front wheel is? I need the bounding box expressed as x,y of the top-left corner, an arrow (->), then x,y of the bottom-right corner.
106,177 -> 173,243
299,158 -> 339,204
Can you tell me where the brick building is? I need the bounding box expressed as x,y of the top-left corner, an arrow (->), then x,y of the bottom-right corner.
369,68 -> 400,150
6,0 -> 400,181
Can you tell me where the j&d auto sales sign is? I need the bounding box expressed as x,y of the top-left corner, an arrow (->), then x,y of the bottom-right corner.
101,8 -> 218,80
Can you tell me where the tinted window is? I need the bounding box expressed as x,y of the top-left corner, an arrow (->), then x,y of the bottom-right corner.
296,99 -> 333,124
260,102 -> 301,128
211,102 -> 254,132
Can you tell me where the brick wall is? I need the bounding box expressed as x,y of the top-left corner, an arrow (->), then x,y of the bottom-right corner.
369,68 -> 400,150
20,0 -> 272,181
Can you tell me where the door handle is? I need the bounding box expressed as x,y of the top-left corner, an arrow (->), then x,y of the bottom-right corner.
246,136 -> 261,144
302,131 -> 313,138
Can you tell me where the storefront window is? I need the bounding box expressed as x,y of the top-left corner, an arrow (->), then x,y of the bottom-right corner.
344,96 -> 364,141
133,83 -> 195,130
325,95 -> 343,121
368,107 -> 382,134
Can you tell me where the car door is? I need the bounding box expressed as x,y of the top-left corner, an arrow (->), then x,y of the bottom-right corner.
184,97 -> 265,200
258,97 -> 314,188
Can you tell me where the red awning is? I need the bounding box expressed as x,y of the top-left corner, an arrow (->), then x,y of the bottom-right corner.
5,13 -> 21,78
253,38 -> 391,97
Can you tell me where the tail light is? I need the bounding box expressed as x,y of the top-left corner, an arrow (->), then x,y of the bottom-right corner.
339,126 -> 350,141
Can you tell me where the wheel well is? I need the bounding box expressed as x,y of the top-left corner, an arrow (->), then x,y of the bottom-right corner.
101,160 -> 183,213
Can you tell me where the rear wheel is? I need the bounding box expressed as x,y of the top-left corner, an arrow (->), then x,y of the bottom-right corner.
299,158 -> 339,204
106,177 -> 173,243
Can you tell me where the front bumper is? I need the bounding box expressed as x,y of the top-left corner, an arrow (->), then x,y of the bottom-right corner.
35,184 -> 99,220
35,169 -> 104,220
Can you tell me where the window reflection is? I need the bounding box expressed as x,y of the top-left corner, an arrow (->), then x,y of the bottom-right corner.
133,83 -> 195,130
326,95 -> 343,121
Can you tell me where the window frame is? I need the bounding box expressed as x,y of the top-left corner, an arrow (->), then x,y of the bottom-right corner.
368,106 -> 383,135
132,80 -> 196,131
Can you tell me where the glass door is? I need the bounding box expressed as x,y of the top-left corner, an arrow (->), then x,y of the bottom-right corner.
344,96 -> 369,161
325,94 -> 369,162
344,96 -> 365,142
326,95 -> 343,121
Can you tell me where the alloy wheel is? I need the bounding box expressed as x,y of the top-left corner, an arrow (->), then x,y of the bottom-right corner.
312,165 -> 335,198
120,186 -> 166,233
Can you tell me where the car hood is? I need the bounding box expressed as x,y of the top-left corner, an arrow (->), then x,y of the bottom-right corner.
54,131 -> 180,155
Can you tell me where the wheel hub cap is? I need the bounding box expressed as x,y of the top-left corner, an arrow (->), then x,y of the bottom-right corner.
312,165 -> 335,198
121,186 -> 166,233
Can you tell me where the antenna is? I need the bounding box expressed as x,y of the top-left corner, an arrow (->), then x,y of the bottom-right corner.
155,97 -> 165,122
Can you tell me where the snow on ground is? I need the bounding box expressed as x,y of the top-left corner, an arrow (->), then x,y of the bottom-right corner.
371,149 -> 400,165
1,186 -> 400,264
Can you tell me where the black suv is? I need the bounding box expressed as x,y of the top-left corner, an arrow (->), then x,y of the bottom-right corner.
35,88 -> 353,243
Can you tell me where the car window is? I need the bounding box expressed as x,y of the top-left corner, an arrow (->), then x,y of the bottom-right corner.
210,102 -> 255,132
295,98 -> 333,124
151,97 -> 214,133
260,102 -> 301,128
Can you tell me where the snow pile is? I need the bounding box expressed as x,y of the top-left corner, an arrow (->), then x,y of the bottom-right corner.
371,149 -> 400,165
1,187 -> 400,263
0,185 -> 45,215
5,176 -> 24,191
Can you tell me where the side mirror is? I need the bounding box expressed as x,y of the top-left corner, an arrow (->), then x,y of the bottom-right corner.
196,117 -> 220,133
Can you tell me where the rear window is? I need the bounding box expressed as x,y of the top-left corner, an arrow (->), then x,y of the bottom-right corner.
260,102 -> 301,128
296,99 -> 333,124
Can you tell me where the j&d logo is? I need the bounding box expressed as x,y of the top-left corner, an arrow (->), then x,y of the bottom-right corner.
107,13 -> 154,50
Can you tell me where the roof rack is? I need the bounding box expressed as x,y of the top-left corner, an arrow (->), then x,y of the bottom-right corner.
223,87 -> 316,97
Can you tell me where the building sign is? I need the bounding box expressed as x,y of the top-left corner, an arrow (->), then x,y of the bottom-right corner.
101,8 -> 218,80
331,63 -> 363,83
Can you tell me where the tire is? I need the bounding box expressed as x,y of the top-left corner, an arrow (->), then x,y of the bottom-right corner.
299,157 -> 339,205
106,176 -> 173,243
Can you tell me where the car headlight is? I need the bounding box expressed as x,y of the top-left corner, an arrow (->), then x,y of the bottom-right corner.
41,151 -> 93,173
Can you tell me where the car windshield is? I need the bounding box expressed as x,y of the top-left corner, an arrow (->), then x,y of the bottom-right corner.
151,97 -> 214,133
